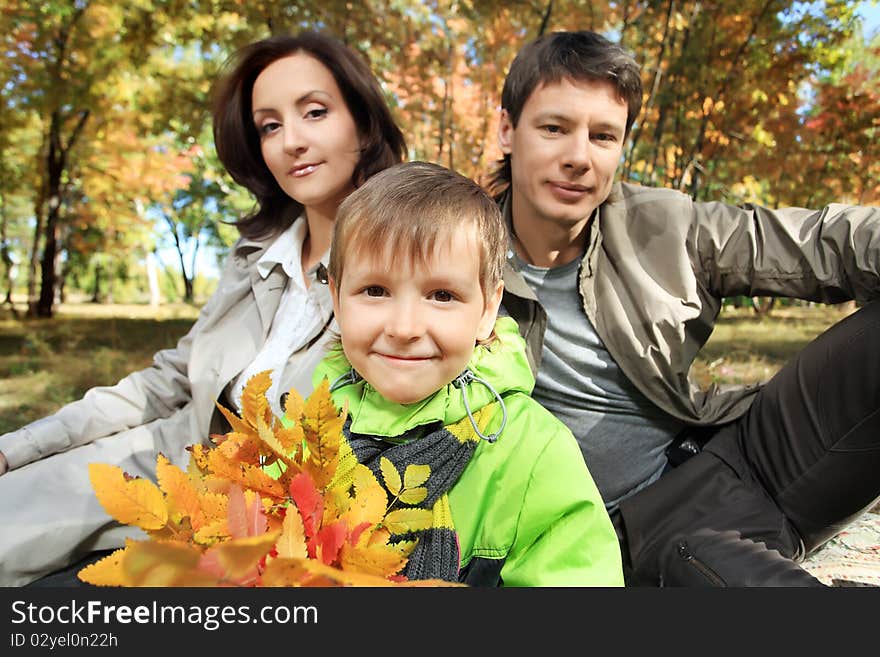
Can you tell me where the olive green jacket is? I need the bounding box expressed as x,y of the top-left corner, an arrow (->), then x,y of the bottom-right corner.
501,183 -> 880,425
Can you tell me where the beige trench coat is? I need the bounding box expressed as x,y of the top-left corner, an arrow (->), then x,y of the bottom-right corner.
0,235 -> 334,586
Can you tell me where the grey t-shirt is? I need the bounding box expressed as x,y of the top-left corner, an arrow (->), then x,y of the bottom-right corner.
506,255 -> 684,512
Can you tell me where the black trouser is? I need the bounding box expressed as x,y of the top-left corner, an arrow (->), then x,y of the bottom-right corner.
616,301 -> 880,586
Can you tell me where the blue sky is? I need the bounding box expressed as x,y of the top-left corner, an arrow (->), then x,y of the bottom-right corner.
859,0 -> 880,36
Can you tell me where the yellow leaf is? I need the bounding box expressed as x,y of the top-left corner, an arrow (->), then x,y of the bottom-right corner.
282,387 -> 305,424
328,438 -> 359,490
256,412 -> 294,460
389,539 -> 417,557
123,541 -> 207,586
197,491 -> 228,525
88,463 -> 168,531
261,557 -> 392,587
189,444 -> 211,471
380,456 -> 402,496
398,487 -> 428,505
209,531 -> 280,580
276,508 -> 308,559
193,518 -> 229,545
214,401 -> 256,438
702,96 -> 714,115
339,542 -> 408,578
77,547 -> 128,586
272,422 -> 304,457
340,464 -> 387,529
447,404 -> 495,442
300,557 -> 400,586
301,379 -> 345,489
260,558 -> 313,586
383,508 -> 433,535
240,370 -> 273,428
403,463 -> 430,489
156,454 -> 203,527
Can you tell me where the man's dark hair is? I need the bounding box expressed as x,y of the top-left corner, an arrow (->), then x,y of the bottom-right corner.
212,31 -> 406,240
488,31 -> 642,196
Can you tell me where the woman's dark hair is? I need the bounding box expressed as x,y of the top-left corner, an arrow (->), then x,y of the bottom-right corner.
212,31 -> 407,240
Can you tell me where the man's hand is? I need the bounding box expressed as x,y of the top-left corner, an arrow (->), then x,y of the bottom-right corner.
0,450 -> 7,476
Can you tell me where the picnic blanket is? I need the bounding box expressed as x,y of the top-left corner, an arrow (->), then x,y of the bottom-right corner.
801,510 -> 880,587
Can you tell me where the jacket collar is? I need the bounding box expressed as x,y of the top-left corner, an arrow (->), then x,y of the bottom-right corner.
314,316 -> 533,438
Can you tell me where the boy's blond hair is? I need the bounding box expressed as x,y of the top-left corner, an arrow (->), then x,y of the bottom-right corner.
329,161 -> 506,300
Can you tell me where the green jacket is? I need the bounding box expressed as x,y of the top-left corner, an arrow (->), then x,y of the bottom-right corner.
315,317 -> 624,587
501,184 -> 880,426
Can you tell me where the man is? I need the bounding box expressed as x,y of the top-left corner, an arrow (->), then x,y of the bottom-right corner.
492,30 -> 880,586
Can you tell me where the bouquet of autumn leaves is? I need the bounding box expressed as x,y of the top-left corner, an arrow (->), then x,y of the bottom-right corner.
79,372 -> 450,587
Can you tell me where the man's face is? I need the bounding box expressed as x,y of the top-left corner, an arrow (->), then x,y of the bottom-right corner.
499,77 -> 628,233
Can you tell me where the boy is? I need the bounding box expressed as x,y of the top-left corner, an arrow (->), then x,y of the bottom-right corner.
317,161 -> 623,586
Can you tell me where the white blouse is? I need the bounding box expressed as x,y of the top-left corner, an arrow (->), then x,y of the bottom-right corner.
228,216 -> 335,417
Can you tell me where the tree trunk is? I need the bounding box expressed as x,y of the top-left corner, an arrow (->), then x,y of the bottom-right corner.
35,108 -> 90,317
26,169 -> 46,317
91,262 -> 102,303
624,0 -> 676,179
35,111 -> 65,317
0,196 -> 17,315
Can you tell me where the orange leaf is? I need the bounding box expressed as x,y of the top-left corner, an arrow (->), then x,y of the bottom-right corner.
197,491 -> 228,525
206,446 -> 285,499
88,463 -> 168,531
193,518 -> 229,545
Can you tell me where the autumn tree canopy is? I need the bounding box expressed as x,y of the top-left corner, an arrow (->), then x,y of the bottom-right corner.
2,0 -> 877,315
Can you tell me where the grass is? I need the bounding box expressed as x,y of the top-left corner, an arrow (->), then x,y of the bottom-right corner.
0,300 -> 856,435
690,303 -> 857,388
0,302 -> 200,434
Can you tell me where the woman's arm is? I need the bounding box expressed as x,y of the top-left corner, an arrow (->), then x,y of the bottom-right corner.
0,251 -> 241,473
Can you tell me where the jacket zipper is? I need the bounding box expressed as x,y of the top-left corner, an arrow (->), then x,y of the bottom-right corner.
677,540 -> 726,586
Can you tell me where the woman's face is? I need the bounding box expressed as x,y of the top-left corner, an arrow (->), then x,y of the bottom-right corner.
252,52 -> 362,222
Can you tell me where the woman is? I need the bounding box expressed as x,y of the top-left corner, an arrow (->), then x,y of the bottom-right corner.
0,31 -> 406,586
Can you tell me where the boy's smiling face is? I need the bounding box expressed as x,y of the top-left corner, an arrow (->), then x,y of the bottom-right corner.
332,229 -> 503,405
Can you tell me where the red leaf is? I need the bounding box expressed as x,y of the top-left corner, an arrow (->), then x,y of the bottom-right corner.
289,472 -> 323,539
349,521 -> 372,547
314,521 -> 348,566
